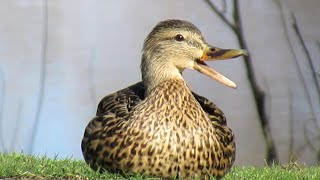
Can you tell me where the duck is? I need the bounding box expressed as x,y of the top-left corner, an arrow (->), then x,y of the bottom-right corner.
81,19 -> 248,179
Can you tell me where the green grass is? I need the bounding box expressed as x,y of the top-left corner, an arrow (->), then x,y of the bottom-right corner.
0,153 -> 319,180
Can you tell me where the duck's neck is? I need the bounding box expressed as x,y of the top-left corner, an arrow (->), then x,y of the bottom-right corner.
141,54 -> 185,95
146,79 -> 194,110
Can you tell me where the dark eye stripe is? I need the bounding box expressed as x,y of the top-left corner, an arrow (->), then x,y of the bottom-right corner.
161,34 -> 203,50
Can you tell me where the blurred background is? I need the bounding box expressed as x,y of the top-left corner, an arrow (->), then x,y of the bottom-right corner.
0,0 -> 319,166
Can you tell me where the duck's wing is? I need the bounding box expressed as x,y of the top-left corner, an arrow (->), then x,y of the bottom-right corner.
82,82 -> 144,170
84,81 -> 144,141
191,92 -> 227,126
96,82 -> 145,117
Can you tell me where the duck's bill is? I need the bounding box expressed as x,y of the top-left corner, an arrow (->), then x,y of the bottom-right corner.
193,45 -> 248,88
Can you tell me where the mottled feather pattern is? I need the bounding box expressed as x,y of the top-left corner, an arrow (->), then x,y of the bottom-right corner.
82,80 -> 235,179
96,82 -> 144,117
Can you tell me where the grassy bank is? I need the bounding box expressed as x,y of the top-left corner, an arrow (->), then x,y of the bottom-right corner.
0,153 -> 319,179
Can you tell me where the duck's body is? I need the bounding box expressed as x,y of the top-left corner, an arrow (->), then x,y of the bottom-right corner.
81,19 -> 248,179
82,80 -> 234,178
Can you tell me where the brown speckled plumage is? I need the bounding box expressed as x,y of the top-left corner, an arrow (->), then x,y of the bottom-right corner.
81,19 -> 247,179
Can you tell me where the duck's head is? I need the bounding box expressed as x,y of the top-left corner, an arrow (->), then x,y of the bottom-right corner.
141,19 -> 248,93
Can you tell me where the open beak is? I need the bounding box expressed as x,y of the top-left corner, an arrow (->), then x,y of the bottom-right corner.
193,45 -> 248,88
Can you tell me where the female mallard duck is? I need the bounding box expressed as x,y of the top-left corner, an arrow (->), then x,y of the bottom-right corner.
81,19 -> 248,179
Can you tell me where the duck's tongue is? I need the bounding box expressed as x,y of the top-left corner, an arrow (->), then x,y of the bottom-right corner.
193,46 -> 248,88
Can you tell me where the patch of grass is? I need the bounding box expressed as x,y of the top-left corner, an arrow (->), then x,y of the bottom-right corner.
0,153 -> 122,180
0,152 -> 319,179
226,165 -> 320,180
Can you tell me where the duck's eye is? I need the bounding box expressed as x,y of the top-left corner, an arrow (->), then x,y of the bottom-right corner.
174,34 -> 184,41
